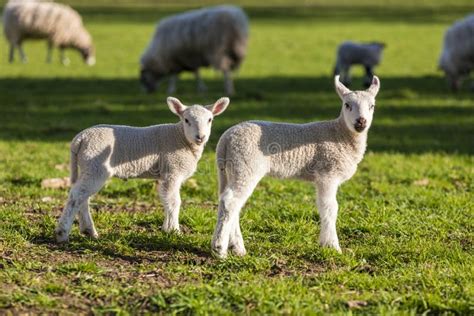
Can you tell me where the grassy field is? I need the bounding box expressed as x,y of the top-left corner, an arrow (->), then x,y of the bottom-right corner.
0,0 -> 473,314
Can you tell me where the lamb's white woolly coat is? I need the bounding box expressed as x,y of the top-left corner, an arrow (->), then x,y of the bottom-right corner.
211,76 -> 380,258
55,97 -> 230,244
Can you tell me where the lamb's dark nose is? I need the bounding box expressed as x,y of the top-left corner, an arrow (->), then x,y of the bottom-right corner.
356,118 -> 367,125
195,135 -> 205,143
354,117 -> 367,132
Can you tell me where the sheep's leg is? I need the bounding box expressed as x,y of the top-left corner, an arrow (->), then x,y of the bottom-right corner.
159,177 -> 183,233
195,70 -> 207,93
18,44 -> 27,63
167,75 -> 177,94
46,42 -> 53,64
60,48 -> 70,66
78,198 -> 98,239
229,220 -> 246,256
55,176 -> 107,243
8,45 -> 15,63
363,65 -> 374,88
223,70 -> 234,95
333,62 -> 340,76
341,66 -> 351,87
212,175 -> 261,258
316,180 -> 341,252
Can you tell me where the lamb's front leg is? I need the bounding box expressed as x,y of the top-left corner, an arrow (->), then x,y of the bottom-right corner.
316,180 -> 342,252
158,177 -> 183,233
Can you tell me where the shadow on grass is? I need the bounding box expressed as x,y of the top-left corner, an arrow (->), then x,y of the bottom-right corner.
30,231 -> 212,263
1,75 -> 473,154
71,4 -> 472,25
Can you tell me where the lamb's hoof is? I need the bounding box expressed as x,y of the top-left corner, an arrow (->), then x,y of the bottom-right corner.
230,245 -> 247,257
320,241 -> 342,253
80,228 -> 99,239
211,244 -> 228,259
161,225 -> 181,234
55,228 -> 69,243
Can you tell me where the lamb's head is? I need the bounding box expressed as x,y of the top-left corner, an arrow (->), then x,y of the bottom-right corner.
167,97 -> 230,146
335,75 -> 380,134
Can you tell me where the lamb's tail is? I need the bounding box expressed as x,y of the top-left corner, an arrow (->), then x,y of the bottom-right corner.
69,134 -> 83,184
216,138 -> 228,197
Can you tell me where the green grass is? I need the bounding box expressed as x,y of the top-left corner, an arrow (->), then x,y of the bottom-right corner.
0,0 -> 473,314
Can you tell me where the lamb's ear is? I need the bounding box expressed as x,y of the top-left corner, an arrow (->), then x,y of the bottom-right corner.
366,75 -> 380,96
334,75 -> 351,99
167,97 -> 187,116
206,97 -> 230,116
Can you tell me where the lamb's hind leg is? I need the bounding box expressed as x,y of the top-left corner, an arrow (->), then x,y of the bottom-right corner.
55,175 -> 108,243
212,174 -> 262,258
78,197 -> 98,239
229,221 -> 246,256
316,180 -> 341,252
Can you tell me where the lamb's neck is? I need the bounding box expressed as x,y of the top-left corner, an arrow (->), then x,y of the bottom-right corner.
174,122 -> 204,158
336,116 -> 368,159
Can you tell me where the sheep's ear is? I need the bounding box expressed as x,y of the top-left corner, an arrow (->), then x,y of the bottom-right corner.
366,75 -> 380,96
207,97 -> 230,116
334,75 -> 351,99
167,97 -> 187,116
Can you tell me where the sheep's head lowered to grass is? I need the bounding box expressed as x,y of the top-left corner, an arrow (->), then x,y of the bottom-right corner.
167,97 -> 230,146
335,75 -> 380,134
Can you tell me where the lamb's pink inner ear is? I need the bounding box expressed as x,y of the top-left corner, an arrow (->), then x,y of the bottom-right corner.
167,97 -> 185,115
211,97 -> 230,116
367,76 -> 380,96
173,102 -> 183,115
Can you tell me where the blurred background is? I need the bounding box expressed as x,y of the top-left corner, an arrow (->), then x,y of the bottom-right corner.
0,0 -> 473,153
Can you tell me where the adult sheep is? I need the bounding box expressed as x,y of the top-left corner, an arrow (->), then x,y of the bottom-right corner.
212,76 -> 380,258
140,5 -> 248,95
439,14 -> 474,91
334,41 -> 385,88
3,0 -> 95,65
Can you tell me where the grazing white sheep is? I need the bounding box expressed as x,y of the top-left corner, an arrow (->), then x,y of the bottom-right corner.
55,97 -> 230,243
334,41 -> 385,87
211,76 -> 380,258
3,0 -> 95,65
439,14 -> 474,91
140,5 -> 248,95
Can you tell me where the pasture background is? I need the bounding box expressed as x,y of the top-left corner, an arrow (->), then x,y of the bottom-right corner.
0,0 -> 473,314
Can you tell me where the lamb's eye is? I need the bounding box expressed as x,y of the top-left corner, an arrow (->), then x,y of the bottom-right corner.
185,118 -> 190,124
345,103 -> 352,111
208,118 -> 212,123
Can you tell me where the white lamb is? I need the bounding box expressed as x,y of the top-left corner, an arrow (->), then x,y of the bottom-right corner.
55,97 -> 230,243
439,14 -> 474,91
3,0 -> 95,65
140,5 -> 248,95
211,75 -> 380,258
334,41 -> 385,88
